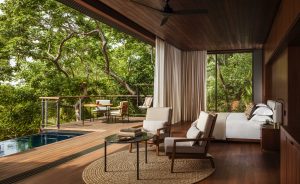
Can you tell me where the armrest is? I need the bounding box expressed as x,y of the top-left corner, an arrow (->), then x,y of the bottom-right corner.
132,124 -> 143,128
173,137 -> 215,143
156,125 -> 171,136
172,137 -> 215,155
110,106 -> 120,110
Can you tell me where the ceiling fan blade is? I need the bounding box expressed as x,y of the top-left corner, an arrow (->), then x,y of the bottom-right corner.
130,0 -> 163,14
160,16 -> 169,26
173,9 -> 208,15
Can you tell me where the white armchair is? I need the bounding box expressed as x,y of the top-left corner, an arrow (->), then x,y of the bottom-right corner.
130,107 -> 172,155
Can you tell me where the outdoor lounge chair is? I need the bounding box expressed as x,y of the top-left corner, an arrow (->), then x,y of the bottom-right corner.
138,96 -> 153,110
109,101 -> 129,122
92,100 -> 111,119
164,111 -> 217,173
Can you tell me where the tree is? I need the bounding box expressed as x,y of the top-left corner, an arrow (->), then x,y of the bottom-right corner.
0,0 -> 154,95
0,0 -> 154,140
207,53 -> 252,112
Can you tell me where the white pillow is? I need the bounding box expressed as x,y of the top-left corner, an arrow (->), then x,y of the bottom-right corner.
142,120 -> 166,133
250,115 -> 273,122
256,103 -> 267,107
186,121 -> 202,145
196,111 -> 209,131
253,106 -> 273,116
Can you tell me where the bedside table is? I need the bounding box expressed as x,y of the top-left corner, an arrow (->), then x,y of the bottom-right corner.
260,124 -> 280,151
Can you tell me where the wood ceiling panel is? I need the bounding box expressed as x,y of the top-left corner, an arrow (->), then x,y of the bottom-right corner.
64,0 -> 280,51
97,0 -> 280,51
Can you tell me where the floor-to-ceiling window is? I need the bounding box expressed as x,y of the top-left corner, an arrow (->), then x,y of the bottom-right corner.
207,52 -> 253,112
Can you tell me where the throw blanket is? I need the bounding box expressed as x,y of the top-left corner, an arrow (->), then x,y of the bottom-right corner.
213,113 -> 230,140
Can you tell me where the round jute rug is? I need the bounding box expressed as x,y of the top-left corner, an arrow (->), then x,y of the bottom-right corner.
82,148 -> 215,184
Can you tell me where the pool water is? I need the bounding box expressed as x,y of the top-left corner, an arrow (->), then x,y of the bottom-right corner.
0,131 -> 86,157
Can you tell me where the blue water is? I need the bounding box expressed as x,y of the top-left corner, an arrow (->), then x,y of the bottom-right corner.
0,131 -> 86,157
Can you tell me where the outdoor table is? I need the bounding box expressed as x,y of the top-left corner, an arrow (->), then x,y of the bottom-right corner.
82,103 -> 113,125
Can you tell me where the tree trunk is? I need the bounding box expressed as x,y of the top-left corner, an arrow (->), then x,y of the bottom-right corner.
96,23 -> 136,95
217,62 -> 231,111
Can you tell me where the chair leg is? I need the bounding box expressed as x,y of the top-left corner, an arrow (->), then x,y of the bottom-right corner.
156,144 -> 159,156
171,155 -> 175,173
129,143 -> 133,153
209,157 -> 215,168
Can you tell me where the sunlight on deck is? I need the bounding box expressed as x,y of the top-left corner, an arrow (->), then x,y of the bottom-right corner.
0,117 -> 144,183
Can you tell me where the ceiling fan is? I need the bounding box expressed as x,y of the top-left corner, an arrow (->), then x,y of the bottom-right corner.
130,0 -> 208,26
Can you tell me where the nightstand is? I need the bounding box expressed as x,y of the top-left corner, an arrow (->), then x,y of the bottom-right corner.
260,124 -> 280,151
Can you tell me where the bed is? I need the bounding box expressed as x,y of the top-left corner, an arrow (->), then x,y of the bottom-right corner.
212,100 -> 283,141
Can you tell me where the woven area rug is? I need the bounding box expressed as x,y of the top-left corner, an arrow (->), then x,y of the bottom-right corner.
82,148 -> 215,184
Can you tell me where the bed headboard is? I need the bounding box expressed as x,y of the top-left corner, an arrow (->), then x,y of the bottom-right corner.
267,100 -> 283,123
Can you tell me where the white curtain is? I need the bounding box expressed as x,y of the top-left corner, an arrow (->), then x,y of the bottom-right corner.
154,37 -> 207,123
181,51 -> 207,121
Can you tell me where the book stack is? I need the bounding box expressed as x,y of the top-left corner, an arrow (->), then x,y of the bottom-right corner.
118,128 -> 142,138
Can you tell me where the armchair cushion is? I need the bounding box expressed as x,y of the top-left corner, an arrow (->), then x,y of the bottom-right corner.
196,111 -> 209,131
186,120 -> 203,146
196,111 -> 215,146
142,120 -> 167,134
146,108 -> 171,122
164,137 -> 205,154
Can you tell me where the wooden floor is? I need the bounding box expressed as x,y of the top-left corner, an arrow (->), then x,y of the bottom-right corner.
2,121 -> 280,184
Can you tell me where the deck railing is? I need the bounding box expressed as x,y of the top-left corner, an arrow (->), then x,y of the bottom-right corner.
39,95 -> 152,129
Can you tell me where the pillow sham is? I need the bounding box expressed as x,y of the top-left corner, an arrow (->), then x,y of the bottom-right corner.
256,103 -> 267,107
253,106 -> 273,116
250,115 -> 273,122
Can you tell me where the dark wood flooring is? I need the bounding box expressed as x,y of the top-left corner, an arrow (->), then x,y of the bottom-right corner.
172,122 -> 280,184
18,122 -> 280,184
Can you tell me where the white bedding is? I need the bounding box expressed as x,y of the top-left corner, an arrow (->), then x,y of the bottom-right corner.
213,112 -> 264,140
225,113 -> 264,140
212,100 -> 282,141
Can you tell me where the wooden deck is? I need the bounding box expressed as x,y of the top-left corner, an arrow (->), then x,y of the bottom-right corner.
0,120 -> 280,184
0,117 -> 144,183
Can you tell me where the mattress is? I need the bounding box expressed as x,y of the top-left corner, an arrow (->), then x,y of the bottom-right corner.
225,113 -> 264,140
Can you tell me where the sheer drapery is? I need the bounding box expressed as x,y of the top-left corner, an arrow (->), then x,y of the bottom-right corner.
181,51 -> 207,121
154,37 -> 206,123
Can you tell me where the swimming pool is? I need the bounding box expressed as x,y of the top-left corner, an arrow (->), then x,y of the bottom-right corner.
0,131 -> 87,157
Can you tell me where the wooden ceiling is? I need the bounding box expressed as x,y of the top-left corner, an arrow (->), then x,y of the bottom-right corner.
59,0 -> 281,51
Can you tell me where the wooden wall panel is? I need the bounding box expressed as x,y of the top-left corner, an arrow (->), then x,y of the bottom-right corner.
271,49 -> 288,125
264,0 -> 300,63
287,47 -> 300,126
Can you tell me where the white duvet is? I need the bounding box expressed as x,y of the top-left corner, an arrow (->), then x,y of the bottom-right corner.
213,113 -> 265,140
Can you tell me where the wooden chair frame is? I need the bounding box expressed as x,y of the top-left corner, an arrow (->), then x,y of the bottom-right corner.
165,114 -> 217,173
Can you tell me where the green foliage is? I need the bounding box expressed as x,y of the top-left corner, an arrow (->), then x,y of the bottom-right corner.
207,53 -> 253,112
0,0 -> 154,140
0,85 -> 41,140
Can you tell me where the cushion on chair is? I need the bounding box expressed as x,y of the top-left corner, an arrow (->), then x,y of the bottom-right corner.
145,108 -> 171,122
199,113 -> 215,146
143,120 -> 167,134
109,110 -> 121,116
164,137 -> 205,154
186,120 -> 203,146
95,100 -> 111,111
196,111 -> 209,131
